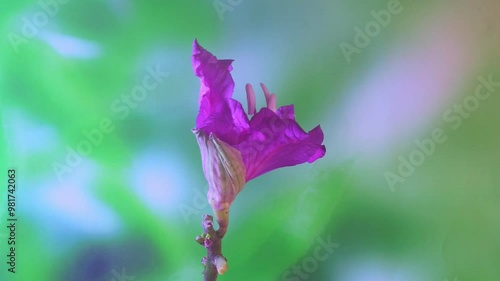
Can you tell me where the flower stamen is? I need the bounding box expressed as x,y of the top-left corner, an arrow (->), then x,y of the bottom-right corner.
260,83 -> 277,112
245,83 -> 256,115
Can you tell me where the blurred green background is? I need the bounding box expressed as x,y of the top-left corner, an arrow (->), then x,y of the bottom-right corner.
1,0 -> 500,280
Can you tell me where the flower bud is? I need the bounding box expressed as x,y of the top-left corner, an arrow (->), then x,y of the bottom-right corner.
214,256 -> 228,275
193,129 -> 246,236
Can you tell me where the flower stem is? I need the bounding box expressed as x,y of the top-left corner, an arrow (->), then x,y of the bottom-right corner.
196,214 -> 227,281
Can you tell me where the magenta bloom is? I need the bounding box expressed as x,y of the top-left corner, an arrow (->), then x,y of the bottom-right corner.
192,40 -> 325,234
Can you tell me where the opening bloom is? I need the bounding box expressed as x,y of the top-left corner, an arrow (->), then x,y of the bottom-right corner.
192,39 -> 326,233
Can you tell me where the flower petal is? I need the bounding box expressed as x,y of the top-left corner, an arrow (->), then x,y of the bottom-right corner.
196,97 -> 249,145
235,105 -> 326,181
192,40 -> 250,145
192,40 -> 235,125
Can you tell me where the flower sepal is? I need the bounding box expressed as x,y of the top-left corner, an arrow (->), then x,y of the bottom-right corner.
192,128 -> 246,236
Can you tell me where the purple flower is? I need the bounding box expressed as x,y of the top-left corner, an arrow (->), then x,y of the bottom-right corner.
192,40 -> 325,234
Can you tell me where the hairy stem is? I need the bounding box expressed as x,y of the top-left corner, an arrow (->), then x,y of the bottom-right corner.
196,214 -> 227,281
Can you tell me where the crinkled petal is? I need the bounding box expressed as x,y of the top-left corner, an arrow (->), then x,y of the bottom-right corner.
192,40 -> 249,145
197,98 -> 249,145
235,105 -> 326,181
192,40 -> 235,124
